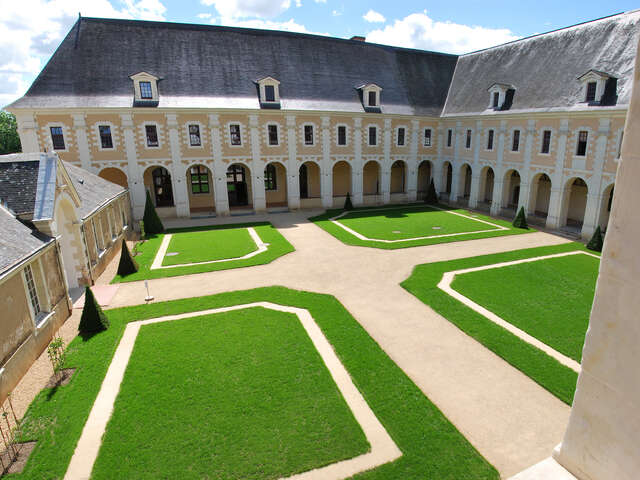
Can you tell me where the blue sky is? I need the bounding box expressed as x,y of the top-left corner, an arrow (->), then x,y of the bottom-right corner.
0,0 -> 636,107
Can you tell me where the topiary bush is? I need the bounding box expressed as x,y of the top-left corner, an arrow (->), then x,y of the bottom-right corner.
344,192 -> 354,210
587,226 -> 604,252
117,238 -> 138,276
78,286 -> 109,335
425,179 -> 438,205
143,190 -> 164,235
512,206 -> 528,229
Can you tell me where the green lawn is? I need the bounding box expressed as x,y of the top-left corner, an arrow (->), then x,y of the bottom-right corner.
162,226 -> 257,266
451,253 -> 598,362
311,204 -> 533,249
402,243 -> 598,405
12,287 -> 497,479
111,222 -> 293,283
92,307 -> 369,479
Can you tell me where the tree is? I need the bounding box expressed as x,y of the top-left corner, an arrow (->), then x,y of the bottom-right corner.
344,192 -> 353,210
143,190 -> 164,235
47,337 -> 66,383
78,287 -> 109,334
425,178 -> 438,205
0,111 -> 21,154
117,238 -> 138,276
587,226 -> 604,252
512,206 -> 528,229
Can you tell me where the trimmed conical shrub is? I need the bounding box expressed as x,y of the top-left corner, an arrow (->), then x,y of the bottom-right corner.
425,178 -> 438,205
143,190 -> 164,235
78,287 -> 109,334
512,206 -> 528,229
587,226 -> 604,252
344,192 -> 354,210
116,238 -> 138,276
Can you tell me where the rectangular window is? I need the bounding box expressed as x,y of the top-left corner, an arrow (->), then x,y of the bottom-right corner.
397,127 -> 405,146
190,165 -> 209,194
424,128 -> 431,146
368,91 -> 377,107
576,130 -> 588,156
264,85 -> 275,102
487,130 -> 494,150
368,126 -> 377,146
512,130 -> 520,152
264,164 -> 277,190
230,124 -> 241,145
121,203 -> 127,227
24,264 -> 41,318
492,92 -> 499,108
268,124 -> 279,145
465,129 -> 472,149
139,81 -> 152,99
541,130 -> 552,154
50,126 -> 65,150
586,82 -> 597,102
304,125 -> 314,145
92,219 -> 101,254
447,129 -> 452,147
337,125 -> 347,146
189,124 -> 201,146
99,125 -> 113,149
145,125 -> 159,147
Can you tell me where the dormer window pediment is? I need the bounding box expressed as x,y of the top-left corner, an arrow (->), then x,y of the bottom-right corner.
487,83 -> 515,111
130,71 -> 160,107
577,70 -> 617,106
256,76 -> 281,109
357,83 -> 382,113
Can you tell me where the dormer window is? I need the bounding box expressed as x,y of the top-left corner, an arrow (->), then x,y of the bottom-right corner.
488,83 -> 515,111
357,83 -> 382,112
577,70 -> 616,105
130,72 -> 160,106
256,77 -> 281,108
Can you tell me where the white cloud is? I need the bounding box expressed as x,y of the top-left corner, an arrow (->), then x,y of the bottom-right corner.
295,0 -> 302,7
0,0 -> 167,108
218,17 -> 327,36
197,13 -> 212,19
366,11 -> 519,54
200,0 -> 291,19
332,10 -> 341,16
363,9 -> 385,24
315,0 -> 327,3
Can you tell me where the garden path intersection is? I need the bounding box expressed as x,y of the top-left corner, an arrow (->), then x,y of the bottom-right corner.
101,209 -> 575,479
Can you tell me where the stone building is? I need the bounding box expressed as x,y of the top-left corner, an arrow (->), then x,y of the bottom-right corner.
5,11 -> 639,239
0,152 -> 131,402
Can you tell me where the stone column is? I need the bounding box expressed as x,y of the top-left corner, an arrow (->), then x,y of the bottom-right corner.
434,125 -> 444,194
209,114 -> 230,216
554,38 -> 640,480
382,118 -> 392,204
489,121 -> 507,216
581,192 -> 603,239
286,115 -> 300,209
72,114 -> 92,172
249,114 -> 266,212
352,117 -> 363,206
518,119 -> 536,214
320,116 -> 333,208
15,113 -> 39,153
407,119 -> 420,202
581,118 -> 610,237
166,113 -> 189,217
468,120 -> 482,208
120,114 -> 145,220
546,119 -> 570,229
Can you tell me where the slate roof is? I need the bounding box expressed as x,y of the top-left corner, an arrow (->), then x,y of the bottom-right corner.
0,159 -> 39,216
0,207 -> 51,275
7,17 -> 458,116
64,162 -> 126,219
442,11 -> 640,116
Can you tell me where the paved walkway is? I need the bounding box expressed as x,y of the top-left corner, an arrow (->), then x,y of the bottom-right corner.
104,211 -> 573,478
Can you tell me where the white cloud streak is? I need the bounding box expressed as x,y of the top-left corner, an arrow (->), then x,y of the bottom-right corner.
363,10 -> 385,23
200,0 -> 291,19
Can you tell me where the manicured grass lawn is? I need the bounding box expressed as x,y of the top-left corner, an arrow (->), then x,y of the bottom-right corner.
402,243 -> 598,405
111,222 -> 293,283
162,226 -> 257,266
13,288 -> 497,479
92,307 -> 369,479
311,204 -> 533,249
451,253 -> 598,362
338,205 -> 500,240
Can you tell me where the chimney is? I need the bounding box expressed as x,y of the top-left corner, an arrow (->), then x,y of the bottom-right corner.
350,35 -> 366,42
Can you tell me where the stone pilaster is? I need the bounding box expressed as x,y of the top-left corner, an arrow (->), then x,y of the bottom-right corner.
352,117 -> 363,205
382,118 -> 392,204
120,114 -> 145,220
72,113 -> 92,172
15,113 -> 40,153
407,119 -> 420,202
321,116 -> 333,208
546,118 -> 570,229
249,114 -> 266,212
286,115 -> 300,209
209,114 -> 230,216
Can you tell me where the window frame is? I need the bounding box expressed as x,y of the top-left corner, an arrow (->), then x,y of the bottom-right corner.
139,81 -> 153,99
465,129 -> 472,149
492,92 -> 500,108
264,85 -> 276,103
336,125 -> 348,146
368,91 -> 377,107
576,130 -> 589,157
99,125 -> 113,149
145,124 -> 159,148
367,125 -> 378,146
396,127 -> 406,147
264,164 -> 277,191
267,124 -> 279,146
23,263 -> 42,320
585,81 -> 597,102
229,124 -> 242,146
486,129 -> 495,151
511,129 -> 520,152
190,165 -> 210,195
541,130 -> 552,154
50,126 -> 66,150
446,129 -> 453,148
423,128 -> 432,147
303,124 -> 314,146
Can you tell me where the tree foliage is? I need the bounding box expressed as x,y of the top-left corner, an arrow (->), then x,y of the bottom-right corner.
117,238 -> 139,276
344,192 -> 354,210
78,287 -> 110,334
587,226 -> 604,252
512,207 -> 528,229
425,179 -> 438,205
0,111 -> 21,154
143,190 -> 164,235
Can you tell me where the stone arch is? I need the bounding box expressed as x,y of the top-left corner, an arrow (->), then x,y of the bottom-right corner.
459,163 -> 472,203
561,176 -> 588,233
98,167 -> 128,188
442,161 -> 453,197
226,163 -> 252,208
299,161 -> 321,202
264,161 -> 288,208
185,163 -> 215,215
54,193 -> 83,289
143,165 -> 175,208
332,160 -> 352,201
502,169 -> 521,212
478,166 -> 494,209
528,172 -> 552,220
598,183 -> 615,231
417,160 -> 432,194
363,160 -> 381,201
390,160 -> 407,194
